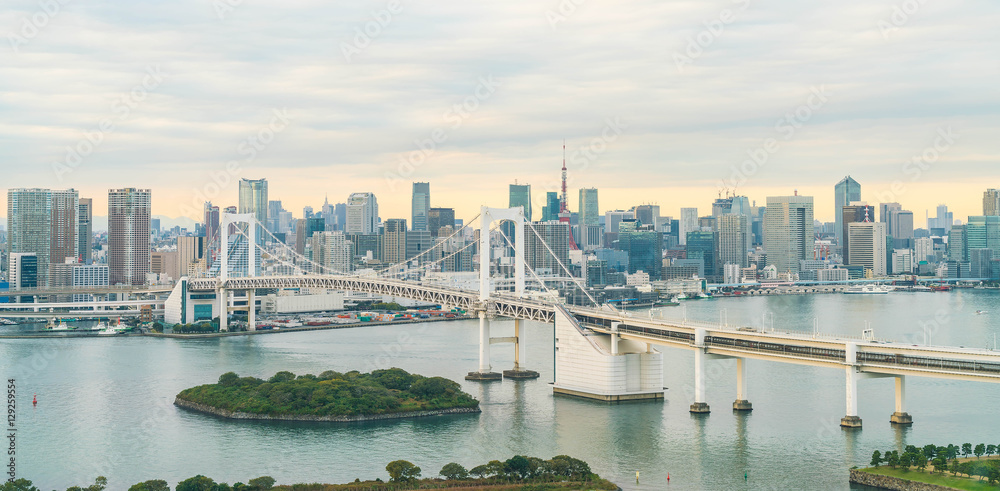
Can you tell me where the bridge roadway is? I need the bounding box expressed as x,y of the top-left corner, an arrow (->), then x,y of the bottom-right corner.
186,275 -> 1000,383
0,285 -> 173,298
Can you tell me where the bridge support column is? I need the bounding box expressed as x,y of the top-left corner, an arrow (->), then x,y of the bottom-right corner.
690,352 -> 710,413
840,367 -> 862,428
467,311 -> 501,381
503,318 -> 540,379
247,290 -> 256,332
890,376 -> 912,425
733,357 -> 752,411
218,288 -> 228,332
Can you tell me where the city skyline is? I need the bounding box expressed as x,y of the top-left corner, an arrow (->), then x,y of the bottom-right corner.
2,2 -> 998,225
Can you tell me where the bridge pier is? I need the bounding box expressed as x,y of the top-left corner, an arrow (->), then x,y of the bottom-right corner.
466,311 -> 501,381
733,357 -> 752,411
690,329 -> 710,413
218,288 -> 228,332
890,376 -> 912,425
841,367 -> 862,428
503,318 -> 540,379
247,290 -> 256,331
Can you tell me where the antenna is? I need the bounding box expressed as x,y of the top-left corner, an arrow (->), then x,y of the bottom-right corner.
560,139 -> 568,213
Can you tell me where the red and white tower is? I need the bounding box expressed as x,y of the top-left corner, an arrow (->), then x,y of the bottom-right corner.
558,141 -> 580,251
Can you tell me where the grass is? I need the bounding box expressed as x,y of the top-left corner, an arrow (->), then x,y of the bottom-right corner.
860,466 -> 999,491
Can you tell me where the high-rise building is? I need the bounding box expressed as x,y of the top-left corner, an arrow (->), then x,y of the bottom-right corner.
679,208 -> 698,246
238,178 -> 268,227
764,195 -> 814,274
406,230 -> 432,263
309,231 -> 352,274
914,237 -> 934,263
634,204 -> 660,228
891,249 -> 913,275
509,184 -> 532,221
879,202 -> 901,226
617,227 -> 661,277
8,253 -> 38,302
948,225 -> 967,262
303,206 -> 314,219
685,230 -> 716,279
322,196 -> 336,231
579,188 -> 599,226
295,217 -> 326,255
203,202 -> 220,243
970,248 -> 994,278
7,188 -> 78,288
347,233 -> 383,262
984,189 -> 1000,216
108,188 -> 151,286
928,204 -> 953,233
889,209 -> 914,248
71,264 -> 108,302
848,222 -> 887,276
78,198 -> 92,265
711,197 -> 733,217
542,192 -> 561,222
427,208 -> 456,238
177,236 -> 206,279
834,176 -> 861,247
383,219 -> 408,265
965,216 -> 1000,256
841,202 -> 875,264
267,200 -> 283,232
525,221 -> 569,274
345,192 -> 379,234
411,182 -> 430,231
717,214 -> 749,269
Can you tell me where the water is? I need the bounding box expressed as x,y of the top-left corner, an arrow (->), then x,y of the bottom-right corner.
2,290 -> 999,490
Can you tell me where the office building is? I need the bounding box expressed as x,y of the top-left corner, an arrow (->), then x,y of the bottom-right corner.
108,188 -> 151,286
525,221 -> 569,274
965,216 -> 1000,256
841,202 -> 875,264
889,209 -> 914,248
949,225 -> 967,262
542,192 -> 561,222
177,236 -> 206,278
764,195 -> 814,274
411,182 -> 430,231
717,214 -> 749,268
617,227 -> 661,277
891,249 -> 913,274
427,208 -> 456,238
295,217 -> 326,256
7,188 -> 79,288
579,188 -> 599,227
8,253 -> 38,302
679,208 -> 698,246
970,248 -> 994,278
309,231 -> 352,274
383,219 -> 408,265
509,184 -> 532,221
238,178 -> 268,227
346,192 -> 379,234
348,233 -> 383,263
985,189 -> 1000,216
406,230 -> 432,263
204,202 -> 220,244
834,176 -> 861,247
634,205 -> 660,228
686,230 -> 717,279
267,200 -> 283,232
72,264 -> 108,302
847,221 -> 887,276
78,198 -> 92,265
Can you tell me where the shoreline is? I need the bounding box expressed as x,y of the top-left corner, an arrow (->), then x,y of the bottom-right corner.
174,396 -> 481,422
0,315 -> 471,339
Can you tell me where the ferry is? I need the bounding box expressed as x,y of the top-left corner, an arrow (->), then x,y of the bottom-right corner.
843,284 -> 892,295
44,319 -> 76,331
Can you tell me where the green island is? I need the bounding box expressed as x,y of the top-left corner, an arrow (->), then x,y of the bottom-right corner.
852,442 -> 1000,490
173,368 -> 481,422
3,455 -> 617,491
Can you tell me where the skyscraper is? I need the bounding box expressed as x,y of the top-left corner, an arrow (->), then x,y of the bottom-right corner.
78,198 -> 92,265
8,253 -> 38,303
7,188 -> 78,288
542,192 -> 561,222
509,184 -> 532,221
965,216 -> 1000,256
764,195 -> 814,274
579,188 -> 599,226
383,218 -> 408,265
841,202 -> 875,264
848,221 -> 887,276
834,176 -> 861,248
238,178 -> 269,226
427,208 -> 456,238
525,220 -> 569,273
309,231 -> 352,274
717,214 -> 749,269
203,202 -> 220,243
679,208 -> 698,246
411,182 -> 430,232
346,192 -> 379,234
108,188 -> 151,286
984,189 -> 1000,216
267,200 -> 283,232
634,205 -> 660,228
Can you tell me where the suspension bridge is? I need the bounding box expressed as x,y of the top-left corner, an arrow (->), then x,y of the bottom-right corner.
153,206 -> 1000,429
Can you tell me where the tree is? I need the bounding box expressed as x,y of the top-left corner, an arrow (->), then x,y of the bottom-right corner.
268,371 -> 296,383
898,452 -> 911,470
949,459 -> 962,476
440,462 -> 469,480
505,455 -> 531,480
987,444 -> 997,458
915,455 -> 928,472
66,477 -> 107,491
945,444 -> 959,461
469,465 -> 489,479
246,477 -> 276,490
886,451 -> 900,469
932,456 -> 948,474
922,444 -> 937,460
870,450 -> 882,468
127,481 -> 170,491
0,480 -> 41,491
963,443 -> 973,458
176,475 -> 220,491
219,372 -> 240,387
485,460 -> 507,479
975,443 -> 986,459
385,460 -> 421,482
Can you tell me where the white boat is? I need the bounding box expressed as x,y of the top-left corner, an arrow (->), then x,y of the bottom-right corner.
976,310 -> 988,315
843,284 -> 892,295
98,319 -> 129,335
45,319 -> 75,331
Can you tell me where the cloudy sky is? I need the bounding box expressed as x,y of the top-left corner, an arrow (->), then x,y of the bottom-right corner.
2,0 -> 998,226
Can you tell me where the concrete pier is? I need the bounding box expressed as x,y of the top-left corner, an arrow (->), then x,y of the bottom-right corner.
890,376 -> 912,425
733,357 -> 752,411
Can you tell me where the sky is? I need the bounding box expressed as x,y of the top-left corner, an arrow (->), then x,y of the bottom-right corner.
2,0 -> 999,227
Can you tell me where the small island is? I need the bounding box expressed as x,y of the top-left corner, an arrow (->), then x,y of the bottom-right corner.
174,368 -> 481,422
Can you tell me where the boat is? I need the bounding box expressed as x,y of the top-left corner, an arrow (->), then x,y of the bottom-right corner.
98,318 -> 129,335
976,310 -> 988,315
44,318 -> 76,331
843,284 -> 892,295
929,285 -> 951,292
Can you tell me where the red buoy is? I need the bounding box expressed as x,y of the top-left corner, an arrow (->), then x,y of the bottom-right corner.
32,393 -> 37,406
